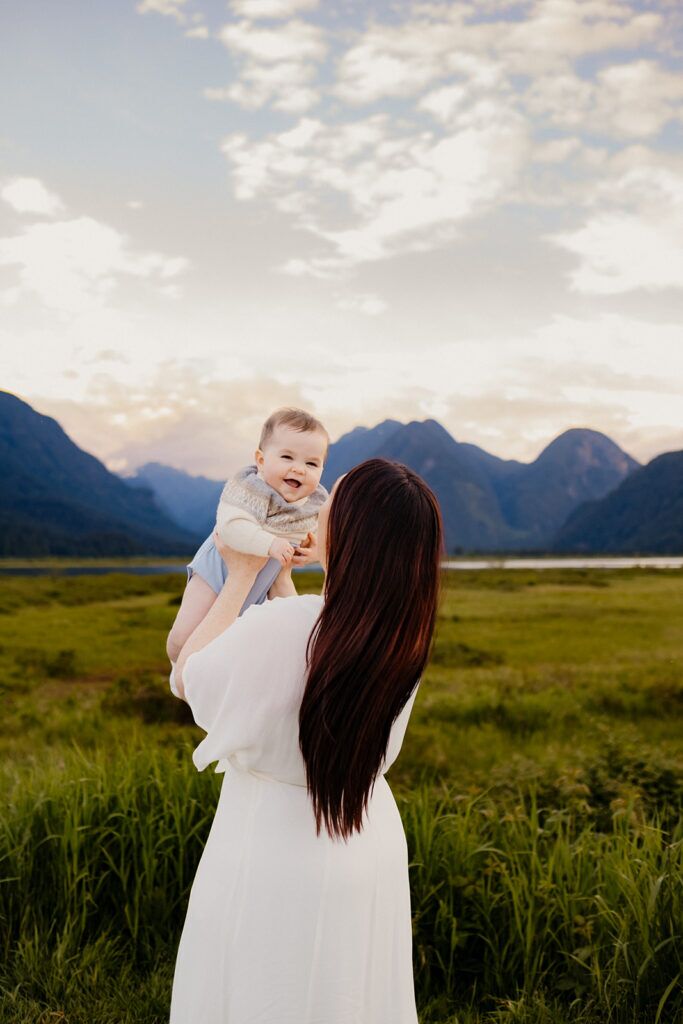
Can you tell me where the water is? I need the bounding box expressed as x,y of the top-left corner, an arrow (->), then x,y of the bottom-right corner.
0,565 -> 188,577
1,556 -> 682,577
443,556 -> 683,570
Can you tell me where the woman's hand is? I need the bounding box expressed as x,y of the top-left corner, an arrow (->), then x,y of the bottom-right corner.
291,531 -> 319,567
213,528 -> 268,579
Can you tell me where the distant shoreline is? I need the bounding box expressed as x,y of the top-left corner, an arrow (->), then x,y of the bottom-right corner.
1,555 -> 682,575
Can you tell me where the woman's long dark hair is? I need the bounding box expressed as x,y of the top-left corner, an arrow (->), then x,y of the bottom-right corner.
298,458 -> 444,841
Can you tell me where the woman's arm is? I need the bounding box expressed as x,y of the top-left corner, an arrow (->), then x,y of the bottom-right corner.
166,574 -> 218,663
268,566 -> 298,598
173,537 -> 267,700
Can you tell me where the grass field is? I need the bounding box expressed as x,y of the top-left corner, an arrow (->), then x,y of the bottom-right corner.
0,567 -> 681,1023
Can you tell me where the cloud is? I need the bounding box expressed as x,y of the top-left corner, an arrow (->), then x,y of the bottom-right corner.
136,0 -> 189,22
1,177 -> 65,216
13,306 -> 683,475
218,18 -> 325,62
525,60 -> 683,139
332,0 -> 661,104
335,292 -> 388,316
222,99 -> 530,270
208,0 -> 679,276
213,17 -> 325,112
205,60 -> 318,113
230,0 -> 318,17
30,364 -> 317,478
0,215 -> 189,314
551,212 -> 683,293
548,153 -> 683,292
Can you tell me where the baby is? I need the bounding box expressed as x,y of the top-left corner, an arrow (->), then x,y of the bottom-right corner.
166,407 -> 329,664
215,407 -> 329,567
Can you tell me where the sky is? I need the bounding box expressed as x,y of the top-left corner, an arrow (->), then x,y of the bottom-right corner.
1,0 -> 682,479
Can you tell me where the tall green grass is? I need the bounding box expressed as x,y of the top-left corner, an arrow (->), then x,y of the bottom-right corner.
0,744 -> 680,1023
1,568 -> 682,1022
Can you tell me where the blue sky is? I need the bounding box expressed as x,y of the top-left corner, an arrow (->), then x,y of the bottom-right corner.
1,0 -> 682,477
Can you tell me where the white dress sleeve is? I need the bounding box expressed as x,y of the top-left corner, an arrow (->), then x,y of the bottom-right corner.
169,595 -> 322,773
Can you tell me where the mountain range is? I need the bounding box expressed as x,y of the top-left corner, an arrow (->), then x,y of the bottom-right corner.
124,417 -> 682,555
2,390 -> 681,556
0,391 -> 201,556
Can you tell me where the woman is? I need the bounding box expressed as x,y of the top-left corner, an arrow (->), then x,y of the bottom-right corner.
168,458 -> 443,1023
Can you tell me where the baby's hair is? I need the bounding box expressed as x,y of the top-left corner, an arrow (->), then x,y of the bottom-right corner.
259,407 -> 329,455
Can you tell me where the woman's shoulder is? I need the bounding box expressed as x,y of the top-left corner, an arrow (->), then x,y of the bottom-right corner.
243,592 -> 323,626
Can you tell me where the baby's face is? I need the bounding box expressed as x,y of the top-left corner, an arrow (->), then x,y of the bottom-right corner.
256,424 -> 327,503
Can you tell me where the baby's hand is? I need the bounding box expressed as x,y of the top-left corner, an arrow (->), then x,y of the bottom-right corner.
269,537 -> 296,566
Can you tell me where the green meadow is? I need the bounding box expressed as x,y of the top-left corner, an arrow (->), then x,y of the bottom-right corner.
0,567 -> 681,1023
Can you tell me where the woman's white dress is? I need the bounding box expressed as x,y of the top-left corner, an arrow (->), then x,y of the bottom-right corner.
168,592 -> 420,1024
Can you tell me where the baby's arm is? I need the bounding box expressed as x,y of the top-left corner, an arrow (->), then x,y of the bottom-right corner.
217,502 -> 295,566
166,573 -> 217,664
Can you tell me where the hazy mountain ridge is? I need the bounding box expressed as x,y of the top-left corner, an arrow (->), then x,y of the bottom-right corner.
4,390 -> 676,556
0,391 -> 202,556
491,428 -> 641,546
552,451 -> 683,554
123,462 -> 223,537
319,418 -> 642,552
123,418 -> 653,554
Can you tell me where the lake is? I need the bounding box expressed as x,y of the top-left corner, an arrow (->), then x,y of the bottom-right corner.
1,555 -> 682,576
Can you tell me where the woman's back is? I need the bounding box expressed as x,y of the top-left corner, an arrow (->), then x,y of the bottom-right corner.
172,591 -> 419,797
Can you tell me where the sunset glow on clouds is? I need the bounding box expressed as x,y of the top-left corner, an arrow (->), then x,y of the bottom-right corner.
1,0 -> 682,477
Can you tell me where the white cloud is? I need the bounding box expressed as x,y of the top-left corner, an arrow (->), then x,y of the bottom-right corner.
208,0 -> 681,275
551,212 -> 683,293
215,17 -> 325,112
222,99 -> 530,270
185,24 -> 209,38
230,0 -> 318,17
30,365 -> 316,478
526,60 -> 683,139
549,155 -> 683,293
336,292 -> 388,316
333,0 -> 661,104
500,2 -> 661,69
1,177 -> 65,216
219,18 -> 325,62
0,216 -> 189,314
136,0 -> 189,22
532,136 -> 582,164
205,60 -> 318,113
6,307 -> 683,473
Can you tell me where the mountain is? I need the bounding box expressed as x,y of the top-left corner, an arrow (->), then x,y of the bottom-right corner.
552,450 -> 683,554
491,428 -> 641,547
123,462 -> 223,537
321,419 -> 403,491
355,418 -> 527,552
0,391 -> 202,556
319,419 -> 639,552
